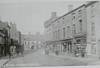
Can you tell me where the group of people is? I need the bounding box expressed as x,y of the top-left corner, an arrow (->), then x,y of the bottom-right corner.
8,44 -> 24,58
74,46 -> 86,57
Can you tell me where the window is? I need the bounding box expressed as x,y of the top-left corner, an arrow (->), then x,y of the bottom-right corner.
55,31 -> 57,40
77,39 -> 81,44
72,13 -> 75,20
72,16 -> 75,20
25,41 -> 26,45
63,28 -> 66,39
78,10 -> 82,12
79,19 -> 82,32
73,24 -> 76,34
91,5 -> 95,17
28,41 -> 30,45
79,19 -> 82,22
62,18 -> 64,23
67,26 -> 70,36
73,16 -> 75,19
58,29 -> 60,40
91,22 -> 95,35
78,10 -> 82,14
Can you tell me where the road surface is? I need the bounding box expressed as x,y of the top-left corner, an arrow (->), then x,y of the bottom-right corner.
5,48 -> 88,67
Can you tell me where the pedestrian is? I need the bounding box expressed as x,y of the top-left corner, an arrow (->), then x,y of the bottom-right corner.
81,49 -> 85,57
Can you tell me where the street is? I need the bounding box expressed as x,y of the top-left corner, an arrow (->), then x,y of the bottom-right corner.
5,48 -> 89,68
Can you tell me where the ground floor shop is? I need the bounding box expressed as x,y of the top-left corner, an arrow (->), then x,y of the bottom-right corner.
45,35 -> 87,57
73,35 -> 87,57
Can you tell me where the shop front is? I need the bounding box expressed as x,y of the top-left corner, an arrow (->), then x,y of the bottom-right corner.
62,39 -> 73,54
73,35 -> 87,57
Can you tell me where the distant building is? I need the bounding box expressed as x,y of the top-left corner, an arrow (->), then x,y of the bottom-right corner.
22,32 -> 44,50
10,22 -> 21,44
22,34 -> 35,50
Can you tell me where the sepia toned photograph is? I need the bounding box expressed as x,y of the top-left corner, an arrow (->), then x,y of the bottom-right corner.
0,0 -> 100,68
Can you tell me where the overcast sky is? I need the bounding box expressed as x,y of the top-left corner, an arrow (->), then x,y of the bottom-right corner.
0,0 -> 85,35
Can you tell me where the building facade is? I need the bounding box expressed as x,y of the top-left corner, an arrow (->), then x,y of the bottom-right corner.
22,32 -> 44,50
0,20 -> 10,56
44,1 -> 100,58
10,23 -> 21,44
44,12 -> 58,41
86,1 -> 100,57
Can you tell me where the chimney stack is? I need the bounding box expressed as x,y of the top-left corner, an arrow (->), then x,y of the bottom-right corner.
51,12 -> 57,18
68,5 -> 73,11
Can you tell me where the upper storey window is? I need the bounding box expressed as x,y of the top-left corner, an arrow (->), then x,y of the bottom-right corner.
91,4 -> 95,17
91,22 -> 95,36
72,24 -> 76,34
78,10 -> 81,12
79,19 -> 82,33
78,9 -> 82,18
63,27 -> 66,39
72,13 -> 75,20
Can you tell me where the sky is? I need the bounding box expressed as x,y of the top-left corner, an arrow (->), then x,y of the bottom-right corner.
0,0 -> 85,35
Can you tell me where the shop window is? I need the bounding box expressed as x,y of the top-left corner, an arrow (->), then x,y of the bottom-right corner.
77,39 -> 81,44
91,45 -> 96,54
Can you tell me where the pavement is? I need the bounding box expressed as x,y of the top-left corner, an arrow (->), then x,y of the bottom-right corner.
0,56 -> 10,68
0,49 -> 39,68
48,52 -> 100,65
